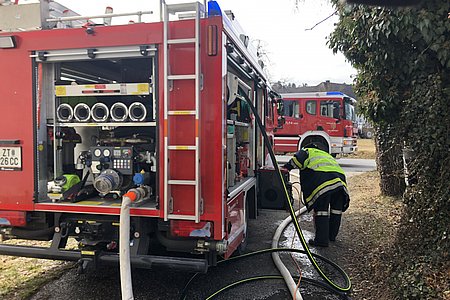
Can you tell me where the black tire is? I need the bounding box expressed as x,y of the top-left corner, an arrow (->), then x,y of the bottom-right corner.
365,130 -> 373,139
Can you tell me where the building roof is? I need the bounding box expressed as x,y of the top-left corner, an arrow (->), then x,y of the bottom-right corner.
272,80 -> 356,99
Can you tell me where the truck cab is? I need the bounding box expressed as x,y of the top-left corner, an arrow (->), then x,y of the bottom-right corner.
274,92 -> 358,155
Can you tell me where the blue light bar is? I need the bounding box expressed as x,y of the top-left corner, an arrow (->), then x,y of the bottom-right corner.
326,91 -> 344,96
208,1 -> 222,17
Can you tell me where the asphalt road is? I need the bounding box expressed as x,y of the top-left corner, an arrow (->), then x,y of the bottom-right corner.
30,158 -> 376,300
336,158 -> 377,175
276,156 -> 377,176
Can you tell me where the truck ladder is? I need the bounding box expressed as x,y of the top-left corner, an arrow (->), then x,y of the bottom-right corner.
163,2 -> 204,223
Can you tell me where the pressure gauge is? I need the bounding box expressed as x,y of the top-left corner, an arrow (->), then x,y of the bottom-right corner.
103,149 -> 111,157
94,148 -> 102,157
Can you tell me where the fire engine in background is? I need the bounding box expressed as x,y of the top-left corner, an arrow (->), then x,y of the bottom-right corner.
0,0 -> 286,273
274,92 -> 358,156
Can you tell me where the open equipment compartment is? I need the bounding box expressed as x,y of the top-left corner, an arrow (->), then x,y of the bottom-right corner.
35,47 -> 158,209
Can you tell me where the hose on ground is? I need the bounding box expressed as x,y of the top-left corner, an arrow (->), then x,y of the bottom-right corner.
204,275 -> 352,300
272,207 -> 307,300
179,247 -> 351,300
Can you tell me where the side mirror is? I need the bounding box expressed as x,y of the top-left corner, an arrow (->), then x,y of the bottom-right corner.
276,99 -> 284,115
277,116 -> 286,128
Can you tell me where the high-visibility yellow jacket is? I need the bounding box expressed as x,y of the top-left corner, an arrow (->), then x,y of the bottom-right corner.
285,147 -> 350,211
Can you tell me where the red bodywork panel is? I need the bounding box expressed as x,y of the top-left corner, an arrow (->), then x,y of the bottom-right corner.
0,18 -> 226,240
158,18 -> 225,240
0,211 -> 26,227
224,191 -> 245,259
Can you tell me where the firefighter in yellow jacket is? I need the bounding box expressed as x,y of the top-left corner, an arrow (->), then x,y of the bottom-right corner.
283,143 -> 350,247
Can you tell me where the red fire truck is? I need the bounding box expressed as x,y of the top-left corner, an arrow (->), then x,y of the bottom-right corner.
274,92 -> 358,156
0,1 -> 283,272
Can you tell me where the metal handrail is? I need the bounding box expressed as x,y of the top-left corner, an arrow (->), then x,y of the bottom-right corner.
46,11 -> 153,23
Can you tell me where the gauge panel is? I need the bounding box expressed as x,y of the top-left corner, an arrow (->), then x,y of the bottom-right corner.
89,146 -> 134,175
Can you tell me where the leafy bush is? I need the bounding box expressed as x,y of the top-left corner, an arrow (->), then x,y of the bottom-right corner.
328,0 -> 450,298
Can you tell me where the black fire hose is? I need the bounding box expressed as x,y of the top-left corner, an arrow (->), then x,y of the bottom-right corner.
180,248 -> 352,300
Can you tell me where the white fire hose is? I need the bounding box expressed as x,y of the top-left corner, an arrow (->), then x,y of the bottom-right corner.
272,207 -> 307,300
120,187 -> 150,300
120,193 -> 135,300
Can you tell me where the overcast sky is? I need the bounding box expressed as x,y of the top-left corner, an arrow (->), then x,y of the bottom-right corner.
51,0 -> 356,85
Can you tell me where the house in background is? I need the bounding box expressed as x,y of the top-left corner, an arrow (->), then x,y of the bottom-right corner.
272,80 -> 356,99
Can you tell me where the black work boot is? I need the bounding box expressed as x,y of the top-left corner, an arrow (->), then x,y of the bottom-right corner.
308,239 -> 328,247
329,212 -> 342,242
310,215 -> 329,247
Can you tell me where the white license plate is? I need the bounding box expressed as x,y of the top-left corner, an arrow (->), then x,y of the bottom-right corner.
0,146 -> 22,170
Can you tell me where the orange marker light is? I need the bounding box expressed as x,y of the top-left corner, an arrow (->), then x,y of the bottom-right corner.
207,25 -> 218,56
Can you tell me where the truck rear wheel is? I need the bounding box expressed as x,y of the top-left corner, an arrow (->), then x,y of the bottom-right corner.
365,130 -> 373,139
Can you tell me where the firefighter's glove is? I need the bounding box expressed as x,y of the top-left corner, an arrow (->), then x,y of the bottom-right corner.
283,161 -> 294,171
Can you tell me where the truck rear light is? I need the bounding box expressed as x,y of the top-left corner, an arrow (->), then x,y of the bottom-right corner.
0,211 -> 26,227
207,25 -> 218,56
170,220 -> 212,238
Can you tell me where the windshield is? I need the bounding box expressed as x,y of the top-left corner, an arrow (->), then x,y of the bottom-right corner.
344,97 -> 356,122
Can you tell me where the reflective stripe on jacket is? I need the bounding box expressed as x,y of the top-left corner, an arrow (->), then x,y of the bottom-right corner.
304,176 -> 348,210
291,148 -> 345,175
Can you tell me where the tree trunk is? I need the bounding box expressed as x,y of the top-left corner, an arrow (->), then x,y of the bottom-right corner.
375,125 -> 405,197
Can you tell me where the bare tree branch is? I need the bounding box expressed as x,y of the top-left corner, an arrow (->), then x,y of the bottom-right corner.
305,10 -> 337,31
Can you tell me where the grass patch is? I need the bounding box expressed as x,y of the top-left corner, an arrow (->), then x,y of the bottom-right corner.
347,138 -> 376,159
343,171 -> 403,299
0,240 -> 75,300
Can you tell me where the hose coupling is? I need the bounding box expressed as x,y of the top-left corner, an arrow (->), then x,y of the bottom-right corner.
125,186 -> 152,202
197,240 -> 228,255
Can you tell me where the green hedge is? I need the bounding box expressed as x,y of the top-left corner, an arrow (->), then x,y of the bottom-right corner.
328,0 -> 450,298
